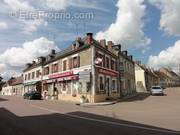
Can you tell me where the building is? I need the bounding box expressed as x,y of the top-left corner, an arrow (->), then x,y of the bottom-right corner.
135,62 -> 158,92
1,76 -> 23,95
113,45 -> 136,97
41,33 -> 120,103
159,68 -> 180,87
154,71 -> 171,88
23,57 -> 45,93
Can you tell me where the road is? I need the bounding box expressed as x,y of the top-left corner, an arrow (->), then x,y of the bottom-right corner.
0,87 -> 180,135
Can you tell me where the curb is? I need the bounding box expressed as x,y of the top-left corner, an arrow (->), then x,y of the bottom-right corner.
76,93 -> 142,107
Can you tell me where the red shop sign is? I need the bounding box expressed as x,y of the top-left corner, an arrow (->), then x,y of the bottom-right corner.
48,71 -> 73,79
98,68 -> 118,76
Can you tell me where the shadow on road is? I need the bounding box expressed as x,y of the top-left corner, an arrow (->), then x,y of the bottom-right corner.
0,108 -> 179,135
0,97 -> 8,102
122,93 -> 150,102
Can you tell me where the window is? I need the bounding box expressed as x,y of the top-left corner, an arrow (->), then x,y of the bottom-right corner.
99,76 -> 104,91
106,57 -> 110,68
52,63 -> 58,73
96,52 -> 103,67
111,59 -> 116,70
25,74 -> 27,80
36,70 -> 41,78
112,79 -> 116,91
32,72 -> 35,79
72,56 -> 80,68
44,67 -> 49,75
63,60 -> 67,71
28,73 -> 31,80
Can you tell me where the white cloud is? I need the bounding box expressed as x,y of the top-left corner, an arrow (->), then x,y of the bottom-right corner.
149,0 -> 180,36
148,40 -> 180,72
0,37 -> 60,79
95,0 -> 151,50
0,21 -> 8,30
43,0 -> 106,11
3,0 -> 34,11
21,19 -> 48,34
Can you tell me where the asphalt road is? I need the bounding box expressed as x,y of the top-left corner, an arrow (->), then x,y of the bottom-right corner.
0,88 -> 180,135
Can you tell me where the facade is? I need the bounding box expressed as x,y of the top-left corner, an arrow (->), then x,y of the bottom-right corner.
41,33 -> 120,103
1,77 -> 23,95
113,45 -> 136,97
135,62 -> 158,92
159,68 -> 180,87
23,57 -> 44,93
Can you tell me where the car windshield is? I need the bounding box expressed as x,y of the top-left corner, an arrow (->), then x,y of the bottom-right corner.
152,86 -> 161,89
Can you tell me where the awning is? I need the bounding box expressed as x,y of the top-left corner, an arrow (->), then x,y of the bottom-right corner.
24,81 -> 37,86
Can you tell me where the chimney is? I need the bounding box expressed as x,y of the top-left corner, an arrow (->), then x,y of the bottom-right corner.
32,61 -> 36,65
135,61 -> 141,65
38,56 -> 45,63
86,33 -> 93,45
51,49 -> 56,55
107,41 -> 113,51
122,50 -> 128,56
100,39 -> 106,47
128,55 -> 133,61
26,63 -> 32,68
112,44 -> 121,51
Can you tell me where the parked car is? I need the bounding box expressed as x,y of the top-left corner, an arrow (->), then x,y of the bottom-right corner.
150,86 -> 164,96
23,91 -> 42,100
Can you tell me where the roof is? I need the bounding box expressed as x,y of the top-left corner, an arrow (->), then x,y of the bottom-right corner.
9,76 -> 23,86
154,71 -> 171,80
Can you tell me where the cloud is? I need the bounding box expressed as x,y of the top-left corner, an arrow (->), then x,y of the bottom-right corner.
0,37 -> 60,79
148,40 -> 180,72
0,21 -> 8,30
3,0 -> 34,11
21,19 -> 48,34
149,0 -> 180,36
95,0 -> 151,50
43,0 -> 106,11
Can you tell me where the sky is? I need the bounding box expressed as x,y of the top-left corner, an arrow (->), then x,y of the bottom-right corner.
0,0 -> 180,79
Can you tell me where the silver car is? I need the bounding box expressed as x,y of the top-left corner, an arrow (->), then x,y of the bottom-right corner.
151,86 -> 164,96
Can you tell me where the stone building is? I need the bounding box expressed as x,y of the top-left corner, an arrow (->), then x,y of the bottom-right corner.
41,33 -> 120,103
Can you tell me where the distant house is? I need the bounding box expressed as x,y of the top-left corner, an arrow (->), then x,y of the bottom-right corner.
153,71 -> 171,88
1,77 -> 23,96
135,62 -> 159,92
159,68 -> 180,87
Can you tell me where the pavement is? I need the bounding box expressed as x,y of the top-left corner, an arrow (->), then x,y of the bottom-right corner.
0,87 -> 180,135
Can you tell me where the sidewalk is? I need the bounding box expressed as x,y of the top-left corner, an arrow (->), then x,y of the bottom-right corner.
77,92 -> 148,106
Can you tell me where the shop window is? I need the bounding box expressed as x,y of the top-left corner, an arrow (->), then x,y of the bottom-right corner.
62,82 -> 66,91
99,76 -> 104,91
63,60 -> 67,71
32,72 -> 35,79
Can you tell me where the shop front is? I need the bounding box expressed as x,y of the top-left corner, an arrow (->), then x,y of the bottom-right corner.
42,71 -> 81,100
24,81 -> 42,94
94,66 -> 119,102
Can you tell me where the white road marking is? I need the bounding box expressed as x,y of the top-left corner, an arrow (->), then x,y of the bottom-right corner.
30,104 -> 179,134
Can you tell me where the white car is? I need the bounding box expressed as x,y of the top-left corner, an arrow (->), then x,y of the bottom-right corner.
151,86 -> 164,96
